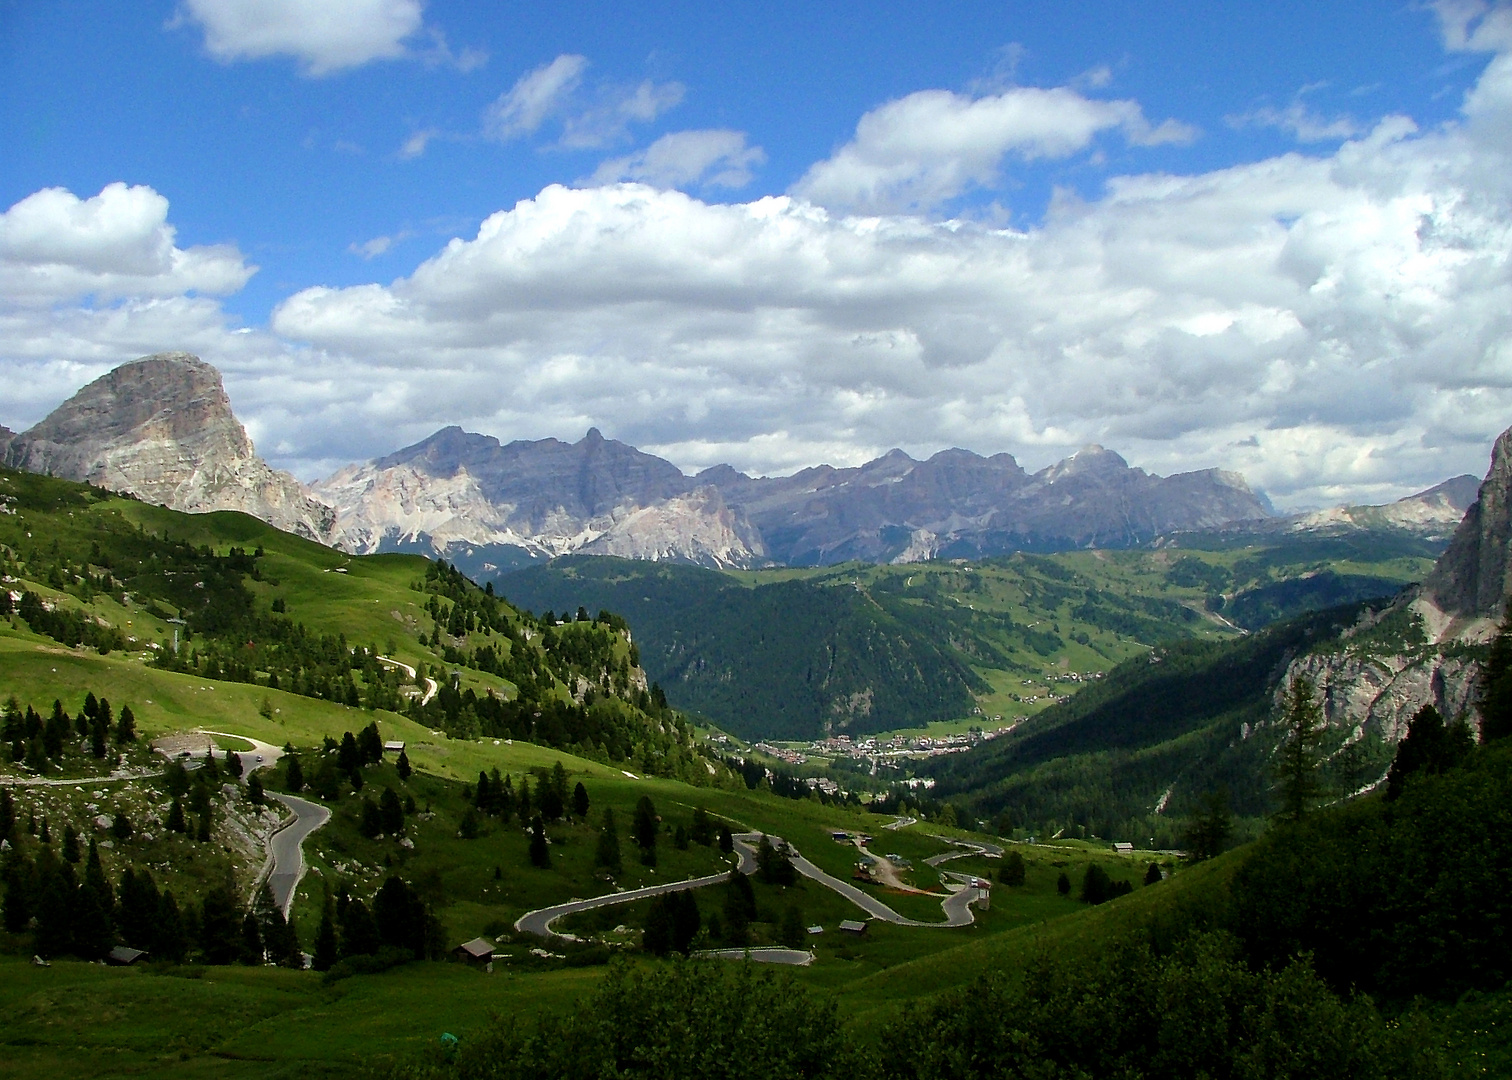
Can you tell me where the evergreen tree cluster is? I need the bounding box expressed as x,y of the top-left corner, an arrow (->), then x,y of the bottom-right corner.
312,876 -> 444,973
2,692 -> 137,771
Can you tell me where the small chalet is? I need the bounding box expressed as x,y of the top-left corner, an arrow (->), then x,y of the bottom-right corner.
454,937 -> 495,967
839,920 -> 869,936
107,946 -> 148,965
383,741 -> 406,754
1112,842 -> 1134,854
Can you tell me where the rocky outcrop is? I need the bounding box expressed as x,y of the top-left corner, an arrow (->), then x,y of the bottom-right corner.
1277,649 -> 1479,744
3,353 -> 335,543
1421,428 -> 1512,628
1273,425 -> 1512,742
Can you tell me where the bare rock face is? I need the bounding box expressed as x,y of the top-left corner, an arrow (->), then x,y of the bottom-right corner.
320,426 -> 1272,570
1273,424 -> 1512,744
4,353 -> 335,543
1422,427 -> 1512,627
1278,649 -> 1479,743
316,427 -> 765,569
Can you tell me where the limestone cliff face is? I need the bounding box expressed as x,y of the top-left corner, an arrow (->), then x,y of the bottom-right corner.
1421,428 -> 1512,630
1274,425 -> 1512,743
315,428 -> 766,569
3,353 -> 335,543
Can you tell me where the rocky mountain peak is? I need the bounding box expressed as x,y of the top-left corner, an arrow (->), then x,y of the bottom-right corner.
1421,426 -> 1512,626
3,352 -> 335,543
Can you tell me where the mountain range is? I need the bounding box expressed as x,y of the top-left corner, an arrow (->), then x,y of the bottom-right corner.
0,352 -> 1477,570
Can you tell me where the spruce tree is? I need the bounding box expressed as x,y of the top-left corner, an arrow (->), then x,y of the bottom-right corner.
572,781 -> 590,819
240,912 -> 264,964
115,704 -> 136,743
62,823 -> 80,863
1056,872 -> 1071,896
1480,619 -> 1512,741
312,899 -> 339,972
166,799 -> 186,833
154,890 -> 188,963
595,808 -> 622,874
1144,861 -> 1164,885
396,748 -> 412,781
379,786 -> 405,835
284,754 -> 304,793
529,814 -> 551,869
1276,676 -> 1327,822
643,893 -> 675,956
225,751 -> 243,779
779,903 -> 807,948
247,772 -> 265,806
999,850 -> 1026,886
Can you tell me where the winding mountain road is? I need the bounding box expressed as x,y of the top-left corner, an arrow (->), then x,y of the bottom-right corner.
265,793 -> 331,917
378,656 -> 437,706
516,831 -> 989,942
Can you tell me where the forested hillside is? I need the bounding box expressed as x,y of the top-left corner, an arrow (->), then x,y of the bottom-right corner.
503,539 -> 1431,741
931,602 -> 1400,843
500,557 -> 986,740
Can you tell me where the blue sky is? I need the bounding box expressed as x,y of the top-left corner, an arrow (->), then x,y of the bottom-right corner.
2,1 -> 1511,509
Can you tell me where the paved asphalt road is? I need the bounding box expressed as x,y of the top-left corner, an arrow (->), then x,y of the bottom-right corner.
515,838 -> 758,938
923,836 -> 1005,867
266,794 -> 331,916
516,830 -> 989,940
695,947 -> 814,966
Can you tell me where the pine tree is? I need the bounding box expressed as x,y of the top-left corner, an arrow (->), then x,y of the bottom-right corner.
1276,676 -> 1327,822
154,890 -> 188,963
671,890 -> 700,954
1480,619 -> 1512,741
338,897 -> 380,958
312,898 -> 338,972
719,825 -> 734,854
225,751 -> 243,779
1386,704 -> 1475,800
396,748 -> 412,781
240,912 -> 265,964
1143,862 -> 1164,886
529,814 -> 550,869
1056,872 -> 1071,896
779,903 -> 807,948
458,807 -> 480,839
1080,864 -> 1111,905
166,799 -> 186,833
999,850 -> 1026,886
247,772 -> 265,806
633,796 -> 658,852
643,893 -> 675,956
379,786 -> 405,835
691,806 -> 713,846
595,808 -> 622,875
115,704 -> 136,743
1183,789 -> 1232,862
284,754 -> 304,793
62,823 -> 81,863
572,781 -> 590,819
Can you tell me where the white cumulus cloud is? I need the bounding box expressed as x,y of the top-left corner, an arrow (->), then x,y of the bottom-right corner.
589,130 -> 766,189
173,0 -> 432,76
0,183 -> 254,304
792,86 -> 1197,214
